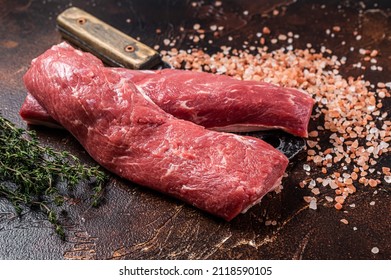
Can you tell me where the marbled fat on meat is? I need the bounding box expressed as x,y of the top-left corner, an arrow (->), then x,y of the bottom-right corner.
23,43 -> 289,221
20,46 -> 314,137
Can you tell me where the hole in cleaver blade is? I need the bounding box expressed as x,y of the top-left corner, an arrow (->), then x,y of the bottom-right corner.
238,131 -> 306,160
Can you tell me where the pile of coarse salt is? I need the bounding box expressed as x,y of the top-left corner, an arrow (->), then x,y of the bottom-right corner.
161,43 -> 391,212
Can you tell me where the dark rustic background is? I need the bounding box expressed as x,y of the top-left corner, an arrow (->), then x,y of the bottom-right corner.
0,0 -> 390,259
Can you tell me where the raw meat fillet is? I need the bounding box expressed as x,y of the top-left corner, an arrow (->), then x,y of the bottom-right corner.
20,94 -> 63,129
23,42 -> 289,221
20,50 -> 314,137
134,69 -> 314,137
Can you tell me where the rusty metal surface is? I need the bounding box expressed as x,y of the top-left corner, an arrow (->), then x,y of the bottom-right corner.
0,0 -> 390,260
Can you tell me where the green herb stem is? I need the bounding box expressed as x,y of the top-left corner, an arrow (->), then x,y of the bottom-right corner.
0,115 -> 108,239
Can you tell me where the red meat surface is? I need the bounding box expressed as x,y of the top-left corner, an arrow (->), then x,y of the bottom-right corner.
20,46 -> 314,137
23,42 -> 289,221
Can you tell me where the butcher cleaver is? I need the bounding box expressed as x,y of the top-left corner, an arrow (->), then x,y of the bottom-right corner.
57,7 -> 167,69
56,7 -> 305,160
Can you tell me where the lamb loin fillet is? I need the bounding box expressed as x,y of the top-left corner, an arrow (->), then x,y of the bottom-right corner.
20,47 -> 314,137
20,93 -> 64,128
23,42 -> 289,221
132,69 -> 314,137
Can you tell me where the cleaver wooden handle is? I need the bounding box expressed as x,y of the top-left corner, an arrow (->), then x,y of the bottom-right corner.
56,7 -> 161,69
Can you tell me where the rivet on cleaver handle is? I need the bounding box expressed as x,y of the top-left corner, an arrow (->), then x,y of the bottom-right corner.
56,7 -> 161,70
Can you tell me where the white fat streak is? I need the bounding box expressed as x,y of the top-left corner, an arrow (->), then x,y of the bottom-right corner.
58,62 -> 74,80
185,108 -> 210,124
288,92 -> 296,105
254,84 -> 268,89
181,184 -> 199,191
219,150 -> 227,166
184,78 -> 195,86
113,88 -> 127,105
48,62 -> 79,97
140,70 -> 155,74
136,84 -> 156,104
163,163 -> 178,178
222,97 -> 238,104
178,100 -> 192,110
86,99 -> 96,106
193,89 -> 214,95
232,134 -> 257,146
112,77 -> 130,106
72,120 -> 83,126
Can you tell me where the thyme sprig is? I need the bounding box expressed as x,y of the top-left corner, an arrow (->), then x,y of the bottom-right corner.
0,116 -> 107,239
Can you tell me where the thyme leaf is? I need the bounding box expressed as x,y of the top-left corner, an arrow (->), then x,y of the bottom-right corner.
0,115 -> 108,239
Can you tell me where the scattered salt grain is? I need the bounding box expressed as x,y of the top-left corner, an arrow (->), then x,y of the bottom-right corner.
311,188 -> 320,195
329,180 -> 339,189
309,198 -> 317,210
303,164 -> 311,171
340,219 -> 349,225
335,196 -> 345,205
214,1 -> 222,7
262,26 -> 271,34
278,34 -> 287,41
332,26 -> 341,32
163,39 -> 170,46
334,203 -> 343,210
325,196 -> 334,202
161,29 -> 391,214
371,247 -> 379,254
